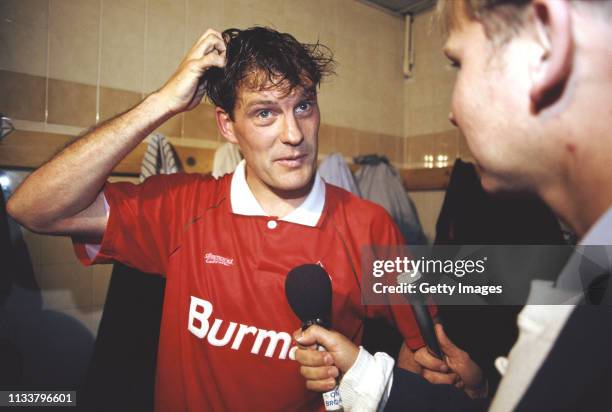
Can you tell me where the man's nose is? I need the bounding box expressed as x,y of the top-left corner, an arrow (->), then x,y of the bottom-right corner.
281,114 -> 304,146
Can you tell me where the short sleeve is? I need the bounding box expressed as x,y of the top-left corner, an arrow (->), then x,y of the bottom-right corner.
365,207 -> 438,350
73,173 -> 202,276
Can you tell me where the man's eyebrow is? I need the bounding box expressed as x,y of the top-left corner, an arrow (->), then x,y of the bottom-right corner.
300,89 -> 317,100
244,99 -> 277,110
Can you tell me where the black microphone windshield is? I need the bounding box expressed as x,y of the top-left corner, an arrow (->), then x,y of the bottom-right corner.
285,264 -> 332,327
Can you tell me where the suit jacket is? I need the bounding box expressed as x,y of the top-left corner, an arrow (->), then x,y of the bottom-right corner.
514,304 -> 612,411
384,304 -> 612,412
385,208 -> 612,411
385,367 -> 488,412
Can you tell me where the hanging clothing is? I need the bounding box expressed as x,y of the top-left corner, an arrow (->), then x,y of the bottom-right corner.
140,133 -> 179,182
435,159 -> 565,245
82,264 -> 164,412
212,142 -> 242,178
318,153 -> 361,196
354,154 -> 427,245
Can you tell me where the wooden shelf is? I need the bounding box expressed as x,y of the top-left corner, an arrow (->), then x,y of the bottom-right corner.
0,130 -> 216,175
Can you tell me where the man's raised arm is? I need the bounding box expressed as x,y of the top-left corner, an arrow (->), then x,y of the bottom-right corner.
6,29 -> 226,239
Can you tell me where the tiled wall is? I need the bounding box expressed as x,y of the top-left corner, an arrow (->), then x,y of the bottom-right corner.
403,9 -> 473,239
21,229 -> 110,336
0,0 -> 406,159
409,190 -> 446,241
403,9 -> 473,169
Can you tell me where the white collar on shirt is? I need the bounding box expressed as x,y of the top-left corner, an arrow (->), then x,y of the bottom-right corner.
230,159 -> 325,227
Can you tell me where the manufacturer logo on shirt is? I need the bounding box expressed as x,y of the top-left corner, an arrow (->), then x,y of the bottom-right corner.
204,252 -> 234,266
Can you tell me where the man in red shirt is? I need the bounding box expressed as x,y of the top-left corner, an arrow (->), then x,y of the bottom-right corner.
7,27 -> 427,411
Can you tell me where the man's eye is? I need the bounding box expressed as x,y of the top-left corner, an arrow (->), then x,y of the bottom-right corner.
449,60 -> 461,70
296,102 -> 311,113
257,110 -> 272,119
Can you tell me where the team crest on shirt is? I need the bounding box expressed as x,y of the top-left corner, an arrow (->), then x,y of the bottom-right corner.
204,252 -> 234,266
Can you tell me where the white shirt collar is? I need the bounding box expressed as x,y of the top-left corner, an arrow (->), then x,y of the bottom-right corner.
230,160 -> 325,227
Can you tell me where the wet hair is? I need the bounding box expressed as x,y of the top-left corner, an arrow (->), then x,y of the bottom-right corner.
203,26 -> 335,119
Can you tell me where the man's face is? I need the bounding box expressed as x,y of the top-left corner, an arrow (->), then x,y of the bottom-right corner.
227,80 -> 320,199
444,14 -> 545,193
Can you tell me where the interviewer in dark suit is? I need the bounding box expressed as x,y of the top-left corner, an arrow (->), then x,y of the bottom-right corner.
293,0 -> 612,410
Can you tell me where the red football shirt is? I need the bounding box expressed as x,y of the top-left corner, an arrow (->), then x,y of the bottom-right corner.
75,166 -> 426,412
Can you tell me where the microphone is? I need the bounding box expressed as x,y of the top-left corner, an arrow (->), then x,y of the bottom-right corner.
285,264 -> 343,411
397,271 -> 443,359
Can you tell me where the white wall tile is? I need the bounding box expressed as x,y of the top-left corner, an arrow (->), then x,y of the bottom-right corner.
40,262 -> 93,311
144,4 -> 185,92
99,0 -> 146,90
48,0 -> 100,84
0,0 -> 48,75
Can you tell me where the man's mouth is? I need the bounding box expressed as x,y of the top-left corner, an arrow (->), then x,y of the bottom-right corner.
276,153 -> 308,168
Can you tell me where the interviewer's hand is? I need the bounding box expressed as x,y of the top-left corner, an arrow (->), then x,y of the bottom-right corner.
157,28 -> 226,114
415,324 -> 487,399
293,326 -> 359,392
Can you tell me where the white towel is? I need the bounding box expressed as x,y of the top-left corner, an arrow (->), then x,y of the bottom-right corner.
212,142 -> 242,178
140,133 -> 180,182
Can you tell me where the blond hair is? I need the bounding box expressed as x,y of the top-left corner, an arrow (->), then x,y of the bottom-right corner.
435,0 -> 530,40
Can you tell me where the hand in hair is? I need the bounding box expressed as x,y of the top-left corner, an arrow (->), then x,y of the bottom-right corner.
158,29 -> 227,114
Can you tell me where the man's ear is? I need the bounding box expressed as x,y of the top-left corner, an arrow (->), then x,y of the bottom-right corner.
216,107 -> 238,144
530,0 -> 573,111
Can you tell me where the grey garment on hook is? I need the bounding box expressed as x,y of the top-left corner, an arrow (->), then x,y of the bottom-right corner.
355,155 -> 427,245
318,153 -> 362,197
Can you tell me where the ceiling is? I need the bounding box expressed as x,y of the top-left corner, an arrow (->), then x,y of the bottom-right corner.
359,0 -> 436,15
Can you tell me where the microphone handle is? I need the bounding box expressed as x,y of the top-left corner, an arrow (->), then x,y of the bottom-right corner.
317,345 -> 343,411
303,322 -> 343,411
412,302 -> 443,359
